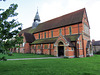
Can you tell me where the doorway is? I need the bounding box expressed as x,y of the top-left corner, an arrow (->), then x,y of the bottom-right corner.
58,42 -> 64,57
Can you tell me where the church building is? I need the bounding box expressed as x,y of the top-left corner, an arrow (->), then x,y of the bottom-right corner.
13,8 -> 93,58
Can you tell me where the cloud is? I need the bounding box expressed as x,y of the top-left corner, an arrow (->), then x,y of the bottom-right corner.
1,0 -> 100,40
86,1 -> 100,40
40,0 -> 67,22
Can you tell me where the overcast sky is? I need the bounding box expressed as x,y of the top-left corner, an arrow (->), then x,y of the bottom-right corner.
0,0 -> 100,41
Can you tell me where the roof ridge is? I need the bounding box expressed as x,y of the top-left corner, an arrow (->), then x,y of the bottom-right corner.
20,8 -> 85,34
40,8 -> 85,25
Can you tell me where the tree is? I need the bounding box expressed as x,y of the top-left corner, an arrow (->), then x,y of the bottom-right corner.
0,0 -> 6,1
0,4 -> 23,54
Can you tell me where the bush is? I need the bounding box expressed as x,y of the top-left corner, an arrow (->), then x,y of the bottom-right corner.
0,56 -> 7,61
7,52 -> 13,56
95,51 -> 100,54
64,57 -> 69,59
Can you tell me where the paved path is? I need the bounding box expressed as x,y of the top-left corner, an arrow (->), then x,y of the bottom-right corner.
7,57 -> 63,60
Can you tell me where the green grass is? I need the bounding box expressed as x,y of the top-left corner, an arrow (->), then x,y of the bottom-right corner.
0,53 -> 54,59
0,55 -> 100,75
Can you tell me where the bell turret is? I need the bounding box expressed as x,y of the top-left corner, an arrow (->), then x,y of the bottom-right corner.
32,9 -> 40,29
34,11 -> 40,22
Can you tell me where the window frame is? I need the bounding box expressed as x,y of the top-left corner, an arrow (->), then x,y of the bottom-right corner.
22,42 -> 25,47
39,33 -> 40,39
44,32 -> 46,38
69,26 -> 72,35
38,45 -> 41,49
32,45 -> 34,49
51,30 -> 53,38
59,28 -> 62,34
44,45 -> 48,49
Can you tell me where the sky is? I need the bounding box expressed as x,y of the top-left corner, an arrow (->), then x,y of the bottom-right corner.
0,0 -> 100,41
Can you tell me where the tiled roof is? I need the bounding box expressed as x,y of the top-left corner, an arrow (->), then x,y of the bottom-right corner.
33,8 -> 85,33
19,27 -> 37,34
20,8 -> 85,34
19,27 -> 32,34
31,34 -> 79,46
31,37 -> 57,44
24,32 -> 35,43
92,41 -> 100,46
64,34 -> 80,41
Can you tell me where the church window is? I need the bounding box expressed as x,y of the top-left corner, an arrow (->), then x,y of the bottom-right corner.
44,45 -> 48,49
22,42 -> 25,47
44,32 -> 46,38
59,28 -> 62,34
32,46 -> 34,49
52,45 -> 54,49
69,27 -> 72,35
38,45 -> 41,49
51,30 -> 53,38
71,47 -> 73,50
39,33 -> 40,39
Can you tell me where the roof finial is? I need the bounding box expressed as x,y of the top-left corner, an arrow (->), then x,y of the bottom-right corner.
34,7 -> 40,22
37,6 -> 38,11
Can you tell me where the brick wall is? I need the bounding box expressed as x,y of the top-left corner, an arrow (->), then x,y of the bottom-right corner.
34,23 -> 83,40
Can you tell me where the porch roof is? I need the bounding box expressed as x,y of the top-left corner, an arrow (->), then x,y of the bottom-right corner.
31,34 -> 80,45
31,37 -> 57,44
64,34 -> 80,41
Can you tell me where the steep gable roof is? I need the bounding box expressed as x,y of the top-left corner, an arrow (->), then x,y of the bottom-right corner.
33,8 -> 85,33
24,32 -> 35,43
20,8 -> 85,34
92,41 -> 100,46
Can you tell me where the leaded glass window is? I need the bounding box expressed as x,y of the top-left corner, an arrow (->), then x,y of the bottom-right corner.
69,27 -> 72,35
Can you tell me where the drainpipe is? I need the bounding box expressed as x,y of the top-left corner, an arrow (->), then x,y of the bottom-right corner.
77,41 -> 79,57
77,40 -> 79,57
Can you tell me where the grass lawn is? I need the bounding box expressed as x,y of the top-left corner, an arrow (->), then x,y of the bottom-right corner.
0,53 -> 54,59
0,55 -> 100,75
